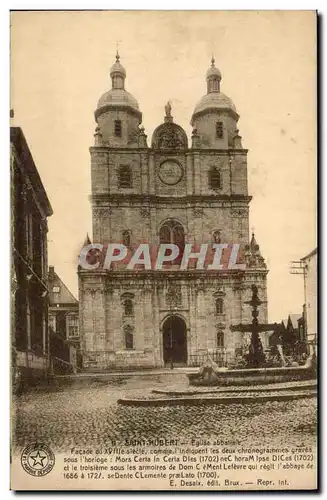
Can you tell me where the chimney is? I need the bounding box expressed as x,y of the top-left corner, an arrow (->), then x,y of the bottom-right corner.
48,266 -> 55,279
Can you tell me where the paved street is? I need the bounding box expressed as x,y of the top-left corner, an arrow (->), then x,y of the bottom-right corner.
13,374 -> 317,453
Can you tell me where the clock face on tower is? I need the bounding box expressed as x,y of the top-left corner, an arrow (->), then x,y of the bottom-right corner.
158,160 -> 183,185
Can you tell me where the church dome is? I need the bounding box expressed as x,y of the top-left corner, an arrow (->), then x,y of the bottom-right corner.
95,52 -> 141,121
97,89 -> 139,111
191,57 -> 238,124
193,91 -> 237,115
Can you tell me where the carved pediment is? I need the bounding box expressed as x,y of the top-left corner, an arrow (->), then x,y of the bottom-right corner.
152,122 -> 188,150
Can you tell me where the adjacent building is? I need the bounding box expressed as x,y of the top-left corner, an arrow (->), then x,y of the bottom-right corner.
78,54 -> 269,371
269,312 -> 308,358
301,248 -> 317,345
48,266 -> 81,373
11,126 -> 53,384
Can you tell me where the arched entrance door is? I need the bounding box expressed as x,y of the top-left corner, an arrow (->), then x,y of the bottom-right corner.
162,316 -> 187,365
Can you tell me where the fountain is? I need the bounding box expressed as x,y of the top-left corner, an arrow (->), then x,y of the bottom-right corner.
117,285 -> 317,406
187,284 -> 316,387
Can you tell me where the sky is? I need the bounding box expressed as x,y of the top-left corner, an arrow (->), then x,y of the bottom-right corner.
10,10 -> 316,322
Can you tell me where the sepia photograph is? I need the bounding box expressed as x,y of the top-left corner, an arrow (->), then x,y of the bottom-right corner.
10,10 -> 317,491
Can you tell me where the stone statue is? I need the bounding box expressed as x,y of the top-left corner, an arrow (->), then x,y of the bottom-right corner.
213,230 -> 221,244
165,101 -> 172,117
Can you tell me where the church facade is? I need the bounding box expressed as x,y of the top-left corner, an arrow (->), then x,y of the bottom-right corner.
78,54 -> 269,371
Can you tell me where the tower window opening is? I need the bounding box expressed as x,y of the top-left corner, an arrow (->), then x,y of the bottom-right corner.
209,78 -> 220,92
216,121 -> 223,139
114,119 -> 122,137
217,331 -> 224,347
209,167 -> 222,190
118,165 -> 132,188
124,325 -> 134,349
123,298 -> 134,316
112,76 -> 124,90
215,298 -> 224,315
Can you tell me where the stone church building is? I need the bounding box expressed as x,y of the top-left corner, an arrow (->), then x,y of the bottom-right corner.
78,53 -> 268,371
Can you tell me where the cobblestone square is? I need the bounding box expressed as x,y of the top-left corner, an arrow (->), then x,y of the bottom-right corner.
12,375 -> 317,454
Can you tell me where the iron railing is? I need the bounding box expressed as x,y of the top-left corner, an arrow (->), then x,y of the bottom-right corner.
188,349 -> 233,367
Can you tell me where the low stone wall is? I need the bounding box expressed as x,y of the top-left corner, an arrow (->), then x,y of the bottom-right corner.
12,366 -> 52,394
16,350 -> 47,370
82,350 -> 159,372
188,365 -> 316,386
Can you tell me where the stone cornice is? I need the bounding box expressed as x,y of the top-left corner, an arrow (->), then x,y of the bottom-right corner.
78,268 -> 268,281
94,104 -> 142,122
190,149 -> 248,155
191,106 -> 240,122
90,146 -> 248,155
91,193 -> 253,204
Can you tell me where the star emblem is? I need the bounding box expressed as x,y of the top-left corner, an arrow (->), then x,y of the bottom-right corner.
29,450 -> 47,467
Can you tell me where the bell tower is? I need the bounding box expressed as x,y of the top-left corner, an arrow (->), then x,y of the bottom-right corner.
191,57 -> 240,149
94,52 -> 142,148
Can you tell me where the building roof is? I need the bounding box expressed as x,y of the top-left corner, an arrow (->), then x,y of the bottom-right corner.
301,247 -> 317,261
95,53 -> 141,121
97,89 -> 140,113
192,92 -> 237,117
110,53 -> 126,78
191,58 -> 238,124
282,314 -> 302,329
206,56 -> 222,80
10,127 -> 53,217
48,266 -> 78,305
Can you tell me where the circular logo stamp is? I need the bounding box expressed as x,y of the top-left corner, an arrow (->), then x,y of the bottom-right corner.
21,443 -> 55,477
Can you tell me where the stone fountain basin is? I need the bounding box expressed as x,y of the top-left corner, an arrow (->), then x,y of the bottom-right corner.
187,365 -> 316,387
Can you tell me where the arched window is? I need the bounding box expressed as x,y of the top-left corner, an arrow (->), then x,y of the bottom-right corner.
122,230 -> 131,248
123,298 -> 134,316
159,220 -> 185,264
124,325 -> 134,349
216,121 -> 223,139
217,331 -> 224,347
209,167 -> 222,190
215,298 -> 224,315
118,165 -> 132,188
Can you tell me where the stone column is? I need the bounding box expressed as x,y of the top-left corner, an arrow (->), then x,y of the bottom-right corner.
81,287 -> 96,352
187,283 -> 197,364
142,283 -> 153,352
193,153 -> 201,195
112,290 -> 123,351
196,282 -> 207,353
186,153 -> 193,195
140,153 -> 149,194
148,153 -> 156,195
153,283 -> 163,367
104,284 -> 114,352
